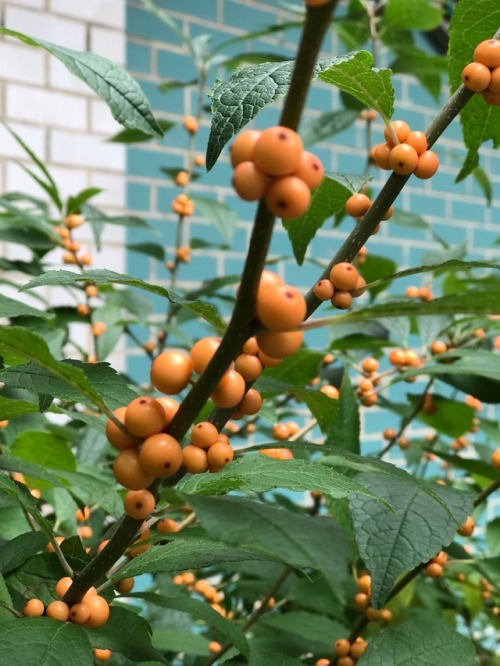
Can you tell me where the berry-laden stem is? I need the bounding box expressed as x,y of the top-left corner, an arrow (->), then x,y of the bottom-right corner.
61,0 -> 338,608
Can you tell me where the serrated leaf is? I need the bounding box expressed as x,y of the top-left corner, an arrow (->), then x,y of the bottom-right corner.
325,374 -> 360,453
357,615 -> 477,666
319,50 -> 394,121
0,532 -> 48,574
382,0 -> 443,31
283,172 -> 368,264
448,0 -> 500,181
206,57 -> 336,170
300,109 -> 359,147
178,456 -> 381,500
0,397 -> 39,420
0,30 -> 163,138
0,294 -> 53,320
349,472 -> 474,607
189,195 -> 238,244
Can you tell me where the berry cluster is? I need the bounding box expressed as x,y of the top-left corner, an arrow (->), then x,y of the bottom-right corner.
230,126 -> 324,218
171,192 -> 195,217
172,572 -> 232,619
457,515 -> 475,538
331,636 -> 368,665
405,284 -> 434,302
313,261 -> 366,311
55,214 -> 93,267
345,192 -> 394,234
372,121 -> 439,179
462,39 -> 500,105
425,550 -> 447,578
355,357 -> 380,407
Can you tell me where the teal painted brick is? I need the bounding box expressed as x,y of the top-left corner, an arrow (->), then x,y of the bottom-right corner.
431,223 -> 468,245
127,6 -> 183,45
223,1 -> 278,33
337,152 -> 367,174
410,192 -> 447,218
127,249 -> 154,280
473,227 -> 499,249
407,79 -> 442,110
129,148 -> 182,179
127,41 -> 152,74
451,199 -> 487,223
188,22 -> 237,50
158,0 -> 218,21
157,49 -> 197,81
128,182 -> 151,211
137,78 -> 182,113
430,167 -> 468,197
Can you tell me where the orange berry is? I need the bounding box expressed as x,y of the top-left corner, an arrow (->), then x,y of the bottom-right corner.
75,506 -> 90,522
113,448 -> 155,490
474,39 -> 500,68
139,433 -> 183,477
404,349 -> 421,366
345,193 -> 371,218
230,129 -> 261,167
491,449 -> 500,469
257,349 -> 282,368
182,444 -> 209,474
125,396 -> 167,438
85,284 -> 98,298
157,518 -> 179,535
489,66 -> 500,93
331,290 -> 353,310
265,175 -> 311,219
211,369 -> 246,408
194,153 -> 205,167
430,340 -> 447,354
23,598 -> 44,617
383,427 -> 397,440
64,214 -> 84,228
337,658 -> 355,666
79,525 -> 93,540
384,119 -> 410,144
293,150 -> 324,189
234,353 -> 264,381
354,592 -> 370,610
405,130 -> 428,154
320,384 -> 339,399
389,143 -> 419,175
232,161 -> 268,201
183,115 -> 199,133
461,62 -> 492,91
46,600 -> 70,621
208,641 -> 222,655
156,396 -> 180,426
350,637 -> 368,659
334,638 -> 351,657
425,562 -> 443,577
242,336 -> 259,355
432,551 -> 448,566
373,142 -> 392,169
83,595 -> 110,628
329,262 -> 359,291
257,269 -> 284,296
55,576 -> 73,599
189,337 -> 221,374
273,423 -> 291,441
256,284 -> 306,331
482,88 -> 500,105
93,649 -> 112,662
457,516 -> 475,537
314,279 -> 335,301
106,407 -> 137,450
260,448 -> 293,460
414,150 -> 439,179
388,348 -> 406,366
123,489 -> 156,520
175,170 -> 189,186
357,574 -> 371,594
76,303 -> 90,317
237,388 -> 263,415
69,602 -> 90,625
254,125 -> 303,176
207,441 -> 234,471
256,330 -> 303,359
315,660 -> 330,666
191,421 -> 219,449
358,378 -> 374,393
150,350 -> 192,395
361,357 -> 379,373
80,253 -> 93,266
91,321 -> 107,337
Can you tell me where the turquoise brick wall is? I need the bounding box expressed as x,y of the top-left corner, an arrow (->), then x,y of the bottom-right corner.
125,0 -> 500,516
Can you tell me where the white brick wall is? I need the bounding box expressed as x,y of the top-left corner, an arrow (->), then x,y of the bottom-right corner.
0,0 -> 127,369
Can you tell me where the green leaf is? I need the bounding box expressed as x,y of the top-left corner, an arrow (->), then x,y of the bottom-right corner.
0,397 -> 40,420
357,615 -> 477,665
186,496 -> 352,600
283,172 -> 368,264
390,209 -> 429,228
206,57 -> 336,170
471,165 -> 492,205
486,518 -> 500,555
359,254 -> 397,300
325,374 -> 360,453
0,573 -> 14,623
66,188 -> 102,216
130,592 -> 250,658
265,349 -> 324,385
221,52 -> 289,70
0,293 -> 53,321
427,450 -> 500,482
0,474 -> 54,541
178,455 -> 381,500
407,394 -> 475,439
318,50 -> 394,121
189,195 -> 238,244
247,651 -> 304,666
349,472 -> 474,607
448,0 -> 500,181
300,110 -> 359,147
389,46 -> 446,101
11,431 -> 76,482
127,241 -> 165,261
382,0 -> 443,31
21,269 -> 225,333
0,532 -> 48,574
403,349 -> 500,384
108,119 -> 174,143
260,610 -> 347,651
0,30 -> 163,138
152,628 -> 210,656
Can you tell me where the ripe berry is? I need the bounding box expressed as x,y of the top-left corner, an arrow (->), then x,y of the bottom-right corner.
258,350 -> 282,368
191,421 -> 219,448
157,518 -> 180,535
207,441 -> 234,471
69,602 -> 90,625
124,489 -> 156,520
425,562 -> 443,577
150,350 -> 192,395
265,175 -> 311,219
457,515 -> 475,537
461,62 -> 492,91
183,115 -> 199,133
256,284 -> 306,331
237,388 -> 263,415
388,348 -> 406,366
314,279 -> 334,301
93,649 -> 112,662
156,396 -> 180,425
23,598 -> 44,617
354,592 -> 370,610
405,130 -> 428,154
338,657 -> 355,666
260,447 -> 293,460
489,66 -> 500,93
189,337 -> 221,374
234,353 -> 264,381
350,637 -> 368,659
211,370 -> 246,408
83,595 -> 110,628
345,193 -> 371,218
64,214 -> 84,229
256,330 -> 303,359
106,407 -> 138,450
243,336 -> 259,355
373,142 -> 392,169
182,444 -> 209,474
430,340 -> 447,354
116,577 -> 135,594
91,321 -> 107,337
293,150 -> 324,189
208,641 -> 222,655
334,638 -> 351,657
491,449 -> 500,469
230,129 -> 261,167
75,506 -> 90,522
389,143 -> 419,175
414,150 -> 439,179
139,433 -> 183,477
361,357 -> 379,373
329,262 -> 359,291
474,39 -> 500,68
55,576 -> 73,599
46,600 -> 70,621
432,551 -> 448,567
320,384 -> 339,399
79,525 -> 93,540
125,397 -> 167,438
273,423 -> 290,440
357,574 -> 371,594
384,119 -> 410,145
175,170 -> 189,187
331,290 -> 353,310
254,126 -> 303,176
232,161 -> 268,201
113,448 -> 155,490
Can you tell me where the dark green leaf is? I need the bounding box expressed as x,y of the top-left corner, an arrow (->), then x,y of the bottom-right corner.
428,450 -> 500,482
403,349 -> 500,384
0,474 -> 54,540
407,394 -> 475,438
486,518 -> 500,555
325,374 -> 360,453
359,254 -> 397,300
0,294 -> 53,321
11,431 -> 77,478
108,119 -> 174,143
66,188 -> 102,216
0,397 -> 39,420
382,0 -> 443,31
127,241 -> 165,261
260,610 -> 347,651
300,110 -> 359,147
0,532 -> 48,574
265,349 -> 324,385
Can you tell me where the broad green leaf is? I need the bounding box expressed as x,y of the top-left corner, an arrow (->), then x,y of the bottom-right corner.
153,629 -> 210,656
325,374 -> 360,453
189,195 -> 238,244
21,269 -> 225,333
0,196 -> 57,239
0,473 -> 54,540
448,0 -> 500,181
0,573 -> 14,623
108,119 -> 174,143
389,46 -> 447,101
130,592 -> 249,658
11,432 -> 76,482
283,172 -> 368,264
0,532 -> 48,574
438,372 -> 500,404
66,188 -> 102,216
260,610 -> 347,651
265,349 -> 324,385
382,0 -> 443,31
178,456 -> 380,500
486,519 -> 500,555
403,349 -> 500,384
0,30 -> 163,138
0,294 -> 53,320
357,615 -> 477,666
407,394 -> 475,438
247,652 -> 303,666
221,51 -> 289,70
390,209 -> 429,228
300,109 -> 359,147
359,254 -> 397,300
206,57 -> 336,170
349,472 -> 474,607
158,78 -> 198,93
318,50 -> 394,121
5,552 -> 69,605
428,450 -> 500,482
186,496 -> 352,600
0,397 -> 39,420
